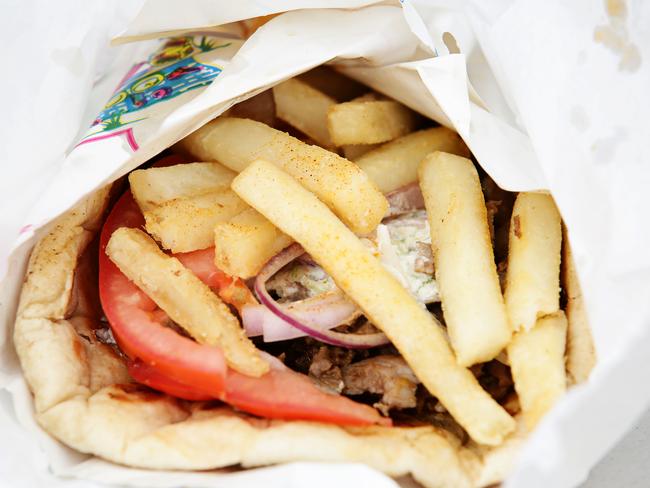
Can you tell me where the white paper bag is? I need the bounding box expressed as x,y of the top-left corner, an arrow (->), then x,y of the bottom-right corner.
1,1 -> 649,487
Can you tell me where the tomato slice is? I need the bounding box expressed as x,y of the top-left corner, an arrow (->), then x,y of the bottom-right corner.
99,191 -> 227,394
99,189 -> 390,426
127,355 -> 389,426
225,354 -> 392,426
175,248 -> 257,314
127,360 -> 212,401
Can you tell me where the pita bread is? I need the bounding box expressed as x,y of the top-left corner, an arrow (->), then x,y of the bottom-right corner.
13,186 -> 525,488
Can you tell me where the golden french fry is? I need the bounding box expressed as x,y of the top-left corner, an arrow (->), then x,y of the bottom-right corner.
144,191 -> 248,253
339,95 -> 382,158
232,159 -> 515,446
419,152 -> 511,366
214,208 -> 294,278
273,77 -> 337,148
507,311 -> 567,430
357,127 -> 470,193
327,100 -> 418,146
106,227 -> 268,377
505,192 -> 562,331
563,233 -> 596,384
178,117 -> 387,235
129,162 -> 237,211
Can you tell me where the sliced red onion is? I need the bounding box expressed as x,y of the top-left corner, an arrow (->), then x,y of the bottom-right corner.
385,183 -> 425,217
242,291 -> 361,342
254,244 -> 390,348
241,305 -> 265,337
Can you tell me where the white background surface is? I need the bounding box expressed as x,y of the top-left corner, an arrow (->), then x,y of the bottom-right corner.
581,408 -> 650,488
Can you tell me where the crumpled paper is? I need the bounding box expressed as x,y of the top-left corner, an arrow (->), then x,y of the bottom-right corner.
1,0 -> 649,487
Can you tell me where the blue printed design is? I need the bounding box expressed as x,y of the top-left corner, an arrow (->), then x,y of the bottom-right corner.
93,59 -> 221,126
87,36 -> 229,135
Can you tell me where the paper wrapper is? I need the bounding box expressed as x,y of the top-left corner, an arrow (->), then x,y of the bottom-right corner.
1,0 -> 649,486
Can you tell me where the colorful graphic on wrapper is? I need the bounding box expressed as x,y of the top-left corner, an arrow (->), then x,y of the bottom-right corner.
78,36 -> 230,151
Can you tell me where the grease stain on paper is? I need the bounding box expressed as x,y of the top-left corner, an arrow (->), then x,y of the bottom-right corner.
594,0 -> 641,72
591,127 -> 628,164
442,32 -> 461,55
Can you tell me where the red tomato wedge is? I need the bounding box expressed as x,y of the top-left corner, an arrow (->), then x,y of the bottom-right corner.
225,354 -> 392,426
175,248 -> 257,314
128,356 -> 391,426
99,188 -> 390,426
99,191 -> 228,393
127,360 -> 212,402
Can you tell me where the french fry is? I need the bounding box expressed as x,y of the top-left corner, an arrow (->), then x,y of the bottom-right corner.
129,162 -> 237,211
178,117 -> 388,235
232,159 -> 515,446
419,152 -> 511,366
505,192 -> 562,331
106,227 -> 268,377
340,94 -> 381,158
144,190 -> 248,253
327,100 -> 418,146
298,65 -> 367,101
356,127 -> 470,193
563,234 -> 596,384
214,208 -> 294,278
273,77 -> 337,148
507,311 -> 567,430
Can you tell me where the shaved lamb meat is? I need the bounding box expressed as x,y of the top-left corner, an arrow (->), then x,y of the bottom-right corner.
308,346 -> 353,393
342,355 -> 420,415
485,199 -> 501,243
414,241 -> 434,274
385,183 -> 425,217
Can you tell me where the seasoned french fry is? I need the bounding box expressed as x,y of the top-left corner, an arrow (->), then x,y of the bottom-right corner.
339,95 -> 381,158
563,234 -> 596,384
214,208 -> 294,278
144,190 -> 248,253
505,192 -> 562,331
106,227 -> 268,377
327,100 -> 418,146
178,117 -> 387,234
129,162 -> 237,211
232,159 -> 515,446
419,152 -> 511,366
507,311 -> 567,430
356,127 -> 470,193
298,66 -> 367,101
273,77 -> 337,148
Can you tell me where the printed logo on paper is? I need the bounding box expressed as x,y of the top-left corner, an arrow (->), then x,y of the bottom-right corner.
77,36 -> 232,151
